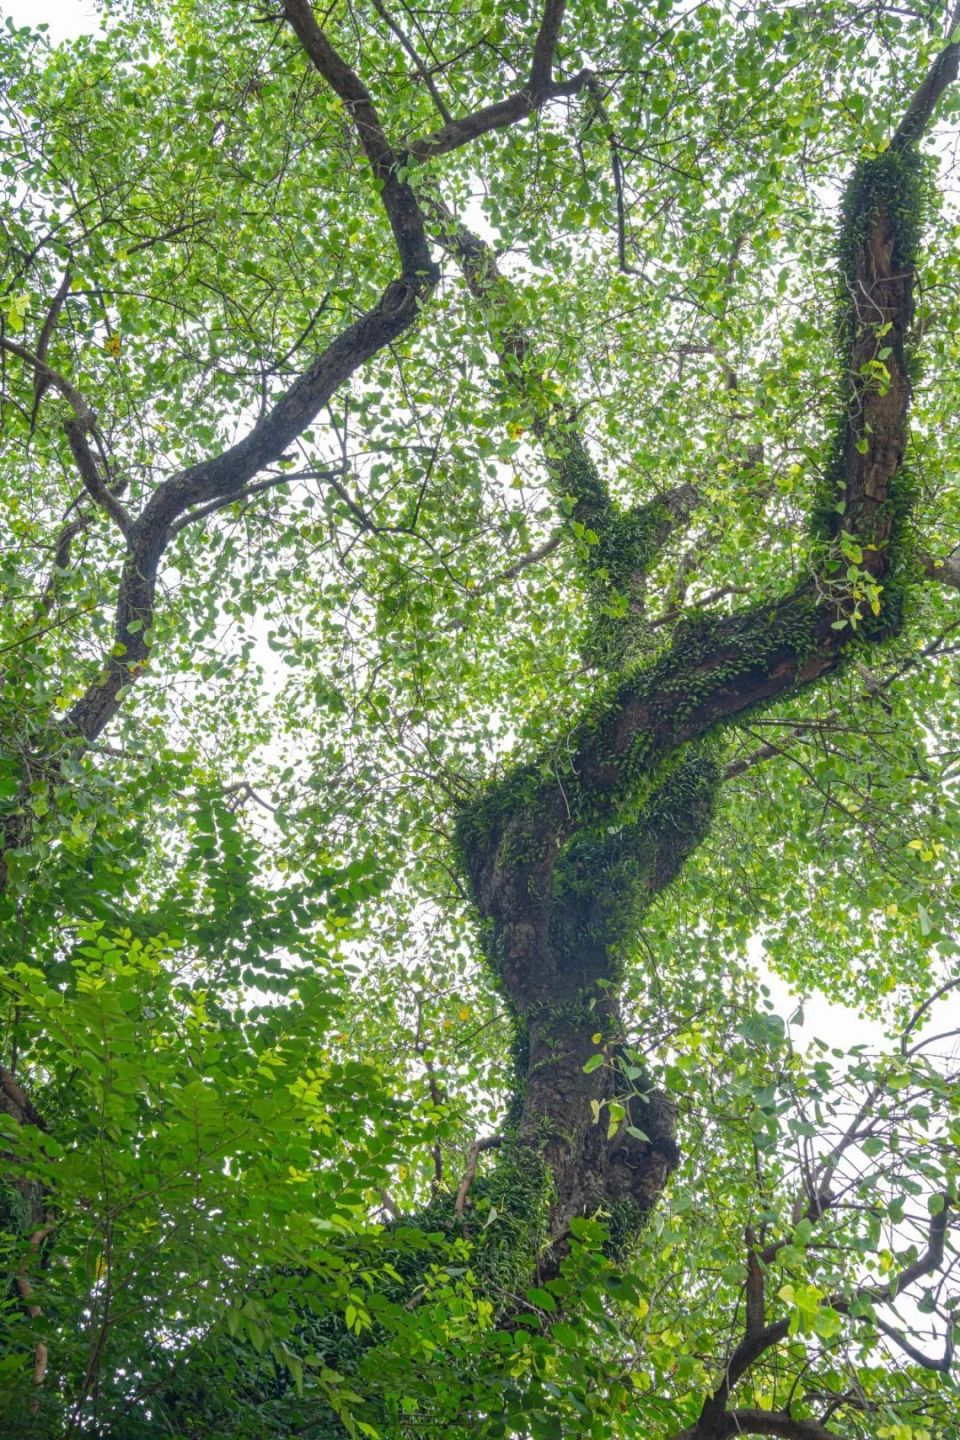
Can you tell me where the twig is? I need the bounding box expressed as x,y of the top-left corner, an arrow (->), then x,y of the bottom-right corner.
454,1135 -> 503,1217
371,0 -> 452,122
63,419 -> 135,539
169,467 -> 344,535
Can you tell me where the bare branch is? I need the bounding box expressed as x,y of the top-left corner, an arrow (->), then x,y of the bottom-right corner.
371,0 -> 452,123
63,287 -> 436,743
901,974 -> 960,1054
13,1218 -> 57,1411
409,68 -> 593,162
405,0 -> 592,162
281,0 -> 434,276
651,585 -> 752,630
0,334 -> 94,424
745,1230 -> 766,1335
29,264 -> 71,433
454,1135 -> 503,1218
854,1199 -> 950,1306
168,467 -> 345,535
63,419 -> 134,540
892,26 -> 960,149
873,1313 -> 955,1372
491,531 -> 563,586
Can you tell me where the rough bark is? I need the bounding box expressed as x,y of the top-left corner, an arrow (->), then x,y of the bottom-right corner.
450,69 -> 944,1302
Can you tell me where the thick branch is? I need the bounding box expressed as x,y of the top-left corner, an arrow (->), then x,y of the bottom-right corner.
406,70 -> 593,161
63,287 -> 433,743
528,0 -> 567,96
672,1409 -> 844,1440
697,1318 -> 791,1431
892,28 -> 960,150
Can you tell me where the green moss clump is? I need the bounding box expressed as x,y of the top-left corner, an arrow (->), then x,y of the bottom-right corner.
810,144 -> 932,552
460,1140 -> 553,1297
549,752 -> 720,984
606,1196 -> 648,1260
0,1181 -> 33,1238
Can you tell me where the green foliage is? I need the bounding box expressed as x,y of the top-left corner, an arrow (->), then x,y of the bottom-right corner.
1,2 -> 960,1438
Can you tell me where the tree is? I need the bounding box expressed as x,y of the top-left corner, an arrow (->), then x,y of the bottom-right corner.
1,0 -> 960,1435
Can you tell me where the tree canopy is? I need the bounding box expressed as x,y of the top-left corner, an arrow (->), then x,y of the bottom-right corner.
2,1 -> 960,1436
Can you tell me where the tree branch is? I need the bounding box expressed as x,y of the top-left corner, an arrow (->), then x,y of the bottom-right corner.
370,0 -> 452,123
281,0 -> 434,276
695,1318 -> 792,1432
63,419 -> 134,540
454,1135 -> 502,1217
0,334 -> 95,424
853,1199 -> 950,1306
709,1409 -> 842,1440
490,531 -> 563,585
28,263 -> 72,433
892,20 -> 960,149
873,1313 -> 955,1371
901,974 -> 960,1054
920,549 -> 960,590
698,1201 -> 953,1435
435,201 -> 701,663
404,0 -> 592,162
168,467 -> 345,535
49,0 -> 593,751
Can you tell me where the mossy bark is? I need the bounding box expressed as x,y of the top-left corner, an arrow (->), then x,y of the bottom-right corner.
452,137 -> 932,1285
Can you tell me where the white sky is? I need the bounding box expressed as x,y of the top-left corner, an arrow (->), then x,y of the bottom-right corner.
2,0 -> 97,39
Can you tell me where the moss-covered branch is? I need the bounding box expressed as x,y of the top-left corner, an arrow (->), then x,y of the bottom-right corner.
460,131 -> 934,908
450,54 -> 954,1311
436,208 -> 701,669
